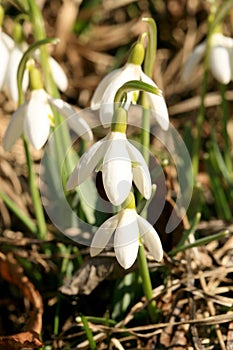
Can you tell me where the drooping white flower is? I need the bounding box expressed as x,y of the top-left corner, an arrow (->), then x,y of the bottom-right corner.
0,28 -> 10,90
4,40 -> 29,102
91,43 -> 169,131
66,128 -> 152,206
0,32 -> 68,101
3,88 -> 93,150
182,33 -> 233,85
90,206 -> 163,269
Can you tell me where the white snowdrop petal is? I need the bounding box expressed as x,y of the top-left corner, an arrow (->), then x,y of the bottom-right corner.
0,35 -> 10,89
24,90 -> 51,149
99,64 -> 141,126
103,133 -> 132,206
49,97 -> 93,142
3,104 -> 26,150
49,56 -> 68,92
126,141 -> 152,199
6,47 -> 29,102
140,70 -> 169,130
137,215 -> 163,261
1,32 -> 15,50
210,46 -> 231,84
114,209 -> 139,269
91,68 -> 122,109
66,137 -> 106,190
182,41 -> 206,82
148,93 -> 169,130
90,214 -> 119,256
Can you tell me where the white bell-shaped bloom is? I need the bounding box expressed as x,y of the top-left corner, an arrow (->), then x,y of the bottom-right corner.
3,88 -> 93,150
0,31 -> 13,89
66,131 -> 152,206
91,62 -> 169,130
0,34 -> 69,102
0,32 -> 29,101
182,33 -> 233,85
5,44 -> 29,102
90,207 -> 163,269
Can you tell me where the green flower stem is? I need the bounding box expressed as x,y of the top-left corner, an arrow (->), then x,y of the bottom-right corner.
0,190 -> 37,234
192,64 -> 209,178
209,0 -> 233,34
27,0 -> 76,178
17,38 -> 52,240
192,5 -> 215,178
81,314 -> 97,350
27,0 -> 57,96
76,315 -> 116,327
138,244 -> 157,323
140,93 -> 150,165
142,17 -> 157,78
219,83 -> 232,173
24,137 -> 47,239
137,18 -> 158,322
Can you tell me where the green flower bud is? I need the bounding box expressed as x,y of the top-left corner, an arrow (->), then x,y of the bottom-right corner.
13,22 -> 24,44
29,65 -> 43,90
111,107 -> 127,133
128,42 -> 145,66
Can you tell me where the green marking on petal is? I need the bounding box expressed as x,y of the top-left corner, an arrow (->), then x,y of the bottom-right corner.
122,192 -> 136,210
131,160 -> 141,168
48,113 -> 55,126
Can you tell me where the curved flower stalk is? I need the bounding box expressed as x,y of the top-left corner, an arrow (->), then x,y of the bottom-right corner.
90,192 -> 163,269
3,67 -> 93,150
182,32 -> 233,85
91,42 -> 169,131
66,107 -> 152,206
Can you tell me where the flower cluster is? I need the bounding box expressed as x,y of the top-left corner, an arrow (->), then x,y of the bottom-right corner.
66,36 -> 169,268
182,32 -> 233,85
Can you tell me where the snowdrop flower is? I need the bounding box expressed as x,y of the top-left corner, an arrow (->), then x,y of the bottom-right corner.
182,32 -> 233,85
91,42 -> 169,130
90,192 -> 163,269
0,31 -> 68,101
66,107 -> 152,206
3,67 -> 93,150
0,30 -> 10,89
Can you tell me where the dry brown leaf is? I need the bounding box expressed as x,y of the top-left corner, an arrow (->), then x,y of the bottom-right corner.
0,252 -> 43,349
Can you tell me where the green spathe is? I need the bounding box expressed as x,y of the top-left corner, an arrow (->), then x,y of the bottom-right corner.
128,42 -> 145,66
111,107 -> 127,133
29,66 -> 43,90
